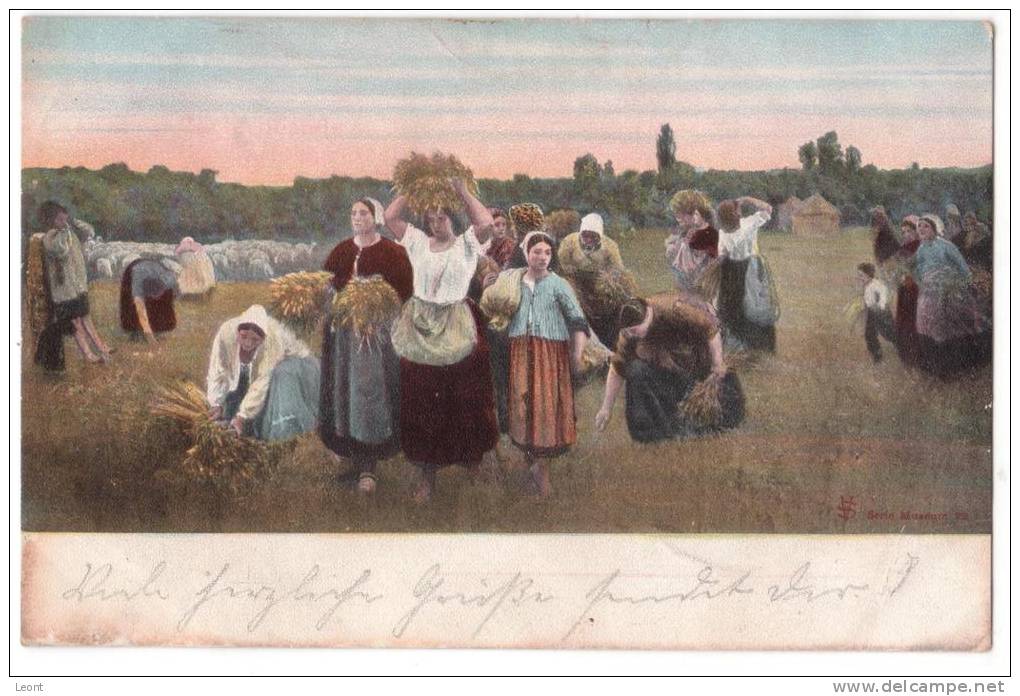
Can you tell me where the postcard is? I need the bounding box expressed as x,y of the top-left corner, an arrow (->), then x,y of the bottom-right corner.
15,13 -> 1000,657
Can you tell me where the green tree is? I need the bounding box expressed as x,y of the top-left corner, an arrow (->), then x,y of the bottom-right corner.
798,141 -> 817,171
572,153 -> 602,206
656,123 -> 677,174
816,131 -> 844,176
845,146 -> 862,176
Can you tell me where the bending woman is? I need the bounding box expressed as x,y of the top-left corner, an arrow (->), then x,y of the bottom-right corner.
595,292 -> 745,443
384,180 -> 499,503
319,198 -> 413,494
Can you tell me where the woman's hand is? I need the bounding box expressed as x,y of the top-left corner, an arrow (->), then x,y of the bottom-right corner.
229,416 -> 244,436
595,407 -> 612,432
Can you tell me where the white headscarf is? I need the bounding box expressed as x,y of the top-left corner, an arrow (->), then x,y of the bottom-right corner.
579,212 -> 605,238
237,304 -> 270,335
518,230 -> 555,253
365,198 -> 385,226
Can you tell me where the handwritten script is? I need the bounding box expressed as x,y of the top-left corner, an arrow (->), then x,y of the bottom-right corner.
56,552 -> 920,643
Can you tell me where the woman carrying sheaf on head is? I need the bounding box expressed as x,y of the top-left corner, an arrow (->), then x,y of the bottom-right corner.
384,180 -> 499,503
319,198 -> 413,495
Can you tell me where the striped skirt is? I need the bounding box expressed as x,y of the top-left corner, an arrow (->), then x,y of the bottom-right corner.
508,336 -> 577,457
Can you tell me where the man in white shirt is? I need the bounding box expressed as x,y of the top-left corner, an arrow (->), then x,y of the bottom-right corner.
857,263 -> 897,363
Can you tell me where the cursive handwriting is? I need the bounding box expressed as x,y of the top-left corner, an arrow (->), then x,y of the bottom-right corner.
564,565 -> 754,640
177,564 -> 382,633
62,561 -> 170,602
392,563 -> 555,640
767,562 -> 870,603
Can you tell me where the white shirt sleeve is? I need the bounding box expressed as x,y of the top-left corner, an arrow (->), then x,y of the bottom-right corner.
462,225 -> 482,258
400,224 -> 427,257
206,324 -> 234,408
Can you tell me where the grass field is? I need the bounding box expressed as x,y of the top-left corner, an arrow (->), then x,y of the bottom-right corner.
21,228 -> 993,533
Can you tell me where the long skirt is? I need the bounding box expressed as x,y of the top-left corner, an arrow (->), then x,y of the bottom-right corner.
895,278 -> 921,366
508,336 -> 577,458
223,356 -> 320,442
487,326 -> 511,434
718,257 -> 776,352
399,302 -> 498,467
916,271 -> 991,377
177,252 -> 216,296
624,360 -> 745,444
319,321 -> 401,460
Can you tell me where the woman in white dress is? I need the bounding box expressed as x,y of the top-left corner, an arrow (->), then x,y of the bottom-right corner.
383,180 -> 499,503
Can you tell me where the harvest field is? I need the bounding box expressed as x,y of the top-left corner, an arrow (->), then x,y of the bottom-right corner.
20,228 -> 993,534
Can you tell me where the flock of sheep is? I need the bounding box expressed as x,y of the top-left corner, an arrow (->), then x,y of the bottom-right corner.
83,238 -> 331,283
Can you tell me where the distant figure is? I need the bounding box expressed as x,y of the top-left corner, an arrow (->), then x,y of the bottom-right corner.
912,214 -> 991,377
665,190 -> 718,294
894,216 -> 922,367
33,201 -> 113,368
716,196 -> 778,352
944,204 -> 965,248
175,236 -> 217,298
207,305 -> 320,441
557,212 -> 632,347
870,207 -> 900,266
962,211 -> 992,272
595,293 -> 745,443
483,208 -> 518,269
119,257 -> 179,343
856,262 -> 897,363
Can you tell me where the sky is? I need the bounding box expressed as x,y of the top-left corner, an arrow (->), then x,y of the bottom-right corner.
21,16 -> 994,185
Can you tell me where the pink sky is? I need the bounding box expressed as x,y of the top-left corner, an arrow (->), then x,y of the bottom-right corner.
21,18 -> 994,184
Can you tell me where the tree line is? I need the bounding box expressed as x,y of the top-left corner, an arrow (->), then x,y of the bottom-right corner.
21,127 -> 992,244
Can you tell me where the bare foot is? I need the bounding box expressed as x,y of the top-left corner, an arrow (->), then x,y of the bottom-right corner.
356,474 -> 377,496
84,352 -> 101,363
413,477 -> 432,504
530,462 -> 551,498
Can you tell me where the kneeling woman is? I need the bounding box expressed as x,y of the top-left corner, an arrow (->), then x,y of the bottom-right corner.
595,293 -> 745,443
206,305 -> 320,441
384,180 -> 500,503
503,232 -> 588,496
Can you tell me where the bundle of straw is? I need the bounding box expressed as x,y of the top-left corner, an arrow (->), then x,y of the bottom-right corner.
25,234 -> 50,340
843,296 -> 865,332
589,268 -> 639,318
693,259 -> 723,301
150,380 -> 284,499
578,334 -> 612,373
331,275 -> 402,339
392,151 -> 478,216
681,372 -> 724,429
270,271 -> 333,333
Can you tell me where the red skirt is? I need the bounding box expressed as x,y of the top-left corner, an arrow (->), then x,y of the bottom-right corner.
508,336 -> 577,457
399,301 -> 498,467
119,260 -> 176,334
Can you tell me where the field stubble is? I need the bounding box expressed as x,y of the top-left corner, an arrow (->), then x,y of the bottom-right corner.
20,228 -> 992,533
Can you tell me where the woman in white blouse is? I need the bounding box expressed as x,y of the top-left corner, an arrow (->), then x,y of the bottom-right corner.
383,180 -> 499,503
716,196 -> 777,352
